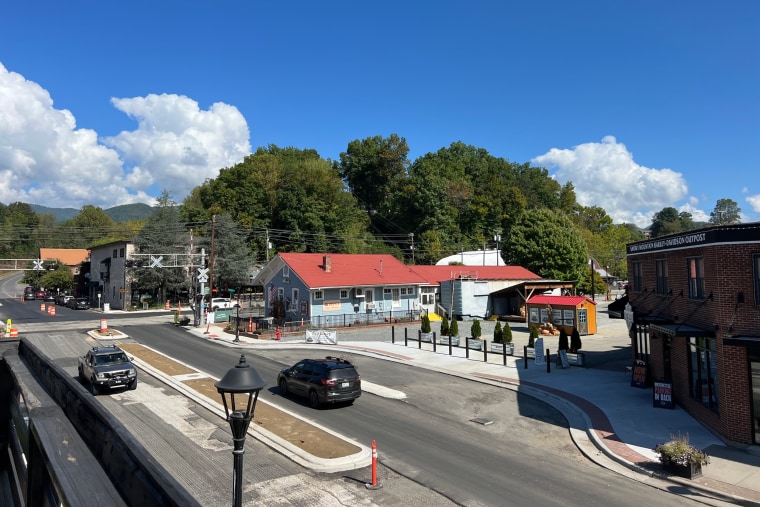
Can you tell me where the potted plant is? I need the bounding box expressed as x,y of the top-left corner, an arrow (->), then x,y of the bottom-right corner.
568,327 -> 585,366
526,324 -> 538,358
440,315 -> 450,336
420,314 -> 433,342
439,315 -> 459,346
467,319 -> 483,350
490,321 -> 504,353
653,434 -> 710,479
450,318 -> 459,342
502,322 -> 514,354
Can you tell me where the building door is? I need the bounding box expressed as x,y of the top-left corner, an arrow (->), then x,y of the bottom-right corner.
752,359 -> 760,445
577,309 -> 588,335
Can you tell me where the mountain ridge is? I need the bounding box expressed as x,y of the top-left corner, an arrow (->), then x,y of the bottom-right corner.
30,203 -> 156,223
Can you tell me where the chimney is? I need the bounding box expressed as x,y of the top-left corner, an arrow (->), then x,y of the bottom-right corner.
323,255 -> 331,272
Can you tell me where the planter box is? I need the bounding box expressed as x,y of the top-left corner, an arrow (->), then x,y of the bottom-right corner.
490,342 -> 515,355
439,335 -> 460,346
666,462 -> 703,479
466,338 -> 483,351
420,332 -> 434,343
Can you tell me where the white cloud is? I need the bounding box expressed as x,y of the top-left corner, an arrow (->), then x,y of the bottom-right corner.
532,136 -> 691,228
746,194 -> 760,214
0,62 -> 251,210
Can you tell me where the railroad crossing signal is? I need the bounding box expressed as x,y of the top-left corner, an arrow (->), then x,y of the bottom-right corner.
197,267 -> 209,283
33,260 -> 44,270
149,255 -> 164,268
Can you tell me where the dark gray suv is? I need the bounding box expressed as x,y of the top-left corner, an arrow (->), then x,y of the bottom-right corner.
278,356 -> 361,408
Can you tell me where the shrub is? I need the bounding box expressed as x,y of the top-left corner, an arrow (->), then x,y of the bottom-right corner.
528,325 -> 538,348
571,328 -> 583,352
503,323 -> 513,343
653,434 -> 710,466
558,329 -> 569,351
450,319 -> 459,337
421,314 -> 431,333
440,315 -> 450,336
493,322 -> 503,343
470,319 -> 482,339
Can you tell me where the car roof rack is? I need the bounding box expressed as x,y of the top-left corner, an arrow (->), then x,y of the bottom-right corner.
324,356 -> 351,364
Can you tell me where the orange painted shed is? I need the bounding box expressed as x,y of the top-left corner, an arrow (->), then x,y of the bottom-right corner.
525,295 -> 597,336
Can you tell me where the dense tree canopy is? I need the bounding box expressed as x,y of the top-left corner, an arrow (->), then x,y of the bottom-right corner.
336,134 -> 410,218
4,134 -> 707,295
650,207 -> 696,238
503,208 -> 588,281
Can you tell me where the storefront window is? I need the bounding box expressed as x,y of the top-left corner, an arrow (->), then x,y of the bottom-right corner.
687,257 -> 705,300
655,259 -> 669,296
688,337 -> 719,413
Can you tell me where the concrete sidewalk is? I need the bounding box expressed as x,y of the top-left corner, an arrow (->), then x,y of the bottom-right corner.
189,308 -> 760,506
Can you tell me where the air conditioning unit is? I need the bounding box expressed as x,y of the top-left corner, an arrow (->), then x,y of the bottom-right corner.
365,302 -> 375,310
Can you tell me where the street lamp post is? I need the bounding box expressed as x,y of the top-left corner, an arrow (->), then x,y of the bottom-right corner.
215,356 -> 267,507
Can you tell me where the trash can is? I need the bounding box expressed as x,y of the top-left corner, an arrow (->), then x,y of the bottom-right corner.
103,303 -> 110,312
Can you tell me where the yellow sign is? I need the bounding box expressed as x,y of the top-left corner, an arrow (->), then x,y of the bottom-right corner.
6,319 -> 11,333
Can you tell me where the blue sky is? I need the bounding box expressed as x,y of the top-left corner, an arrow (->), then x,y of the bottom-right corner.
1,1 -> 758,227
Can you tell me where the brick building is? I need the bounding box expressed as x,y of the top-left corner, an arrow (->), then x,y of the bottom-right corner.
625,223 -> 760,445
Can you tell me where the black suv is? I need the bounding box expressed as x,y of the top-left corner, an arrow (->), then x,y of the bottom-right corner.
277,356 -> 361,408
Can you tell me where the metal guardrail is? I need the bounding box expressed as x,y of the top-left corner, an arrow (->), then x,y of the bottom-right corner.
0,339 -> 200,507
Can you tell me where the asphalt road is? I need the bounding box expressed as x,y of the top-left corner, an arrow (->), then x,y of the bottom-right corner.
125,324 -> 699,507
1,271 -> 709,506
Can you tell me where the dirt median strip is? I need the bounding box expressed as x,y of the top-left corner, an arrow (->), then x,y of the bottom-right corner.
118,342 -> 361,459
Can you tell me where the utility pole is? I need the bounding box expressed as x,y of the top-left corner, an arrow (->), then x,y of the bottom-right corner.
209,215 -> 216,299
265,228 -> 271,262
408,233 -> 415,264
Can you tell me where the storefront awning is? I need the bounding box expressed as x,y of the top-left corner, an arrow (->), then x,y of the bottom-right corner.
649,322 -> 714,338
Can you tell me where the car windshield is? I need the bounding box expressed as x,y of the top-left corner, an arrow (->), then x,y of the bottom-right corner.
97,353 -> 128,365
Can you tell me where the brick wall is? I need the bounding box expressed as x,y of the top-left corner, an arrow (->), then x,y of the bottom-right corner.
627,232 -> 760,445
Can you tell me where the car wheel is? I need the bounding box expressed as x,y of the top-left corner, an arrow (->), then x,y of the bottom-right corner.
89,379 -> 99,396
279,379 -> 289,396
308,390 -> 321,409
212,306 -> 219,311
78,366 -> 85,383
128,379 -> 137,391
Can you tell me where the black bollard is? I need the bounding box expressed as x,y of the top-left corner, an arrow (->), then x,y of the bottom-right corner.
547,349 -> 551,373
524,345 -> 528,369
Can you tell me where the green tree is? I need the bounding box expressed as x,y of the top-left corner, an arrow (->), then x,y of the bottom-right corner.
503,208 -> 588,281
1,202 -> 39,257
39,264 -> 74,295
58,205 -> 118,248
211,213 -> 253,292
650,207 -> 696,238
337,134 -> 410,217
132,191 -> 190,302
709,198 -> 741,225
